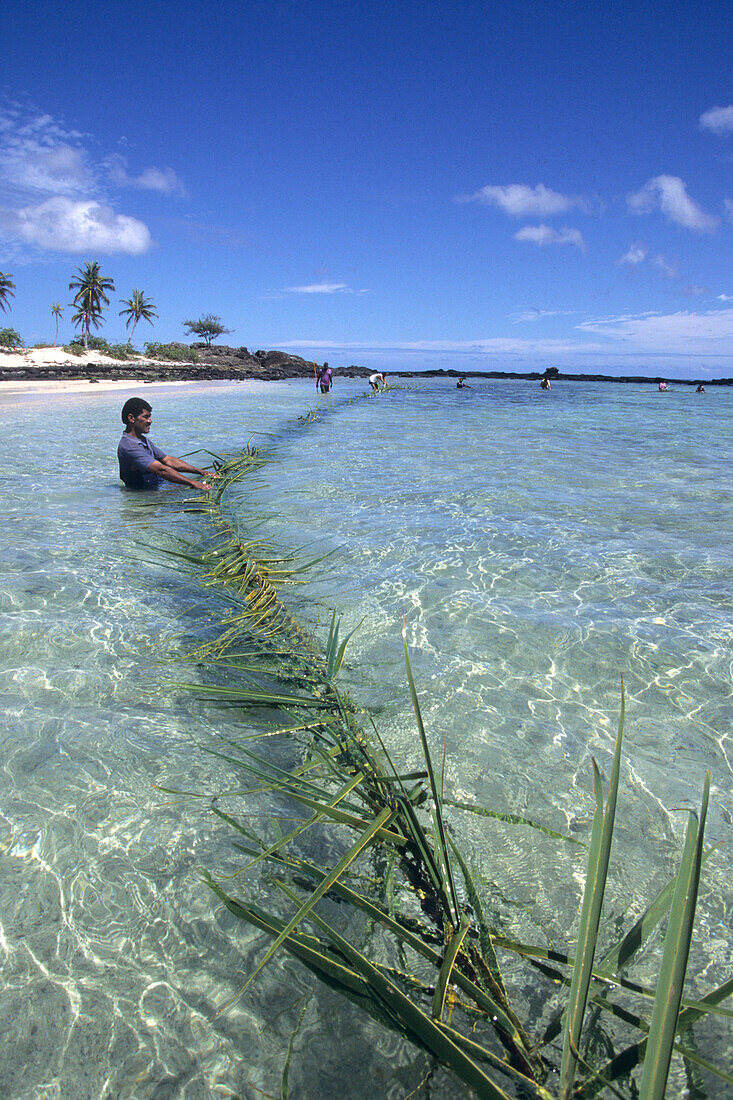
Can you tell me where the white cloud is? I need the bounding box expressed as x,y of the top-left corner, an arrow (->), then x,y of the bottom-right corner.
718,293 -> 733,301
511,308 -> 576,323
274,308 -> 733,369
135,166 -> 186,195
514,224 -> 585,249
276,336 -> 607,356
577,308 -> 733,352
725,198 -> 733,224
627,175 -> 719,232
0,141 -> 93,197
107,154 -> 187,196
700,105 -> 733,134
618,241 -> 647,265
459,182 -> 587,217
284,282 -> 354,294
0,107 -> 160,255
8,196 -> 152,254
652,253 -> 680,279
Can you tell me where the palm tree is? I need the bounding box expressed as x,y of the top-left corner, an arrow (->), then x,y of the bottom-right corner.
0,272 -> 15,313
119,289 -> 158,343
68,261 -> 115,349
51,302 -> 64,346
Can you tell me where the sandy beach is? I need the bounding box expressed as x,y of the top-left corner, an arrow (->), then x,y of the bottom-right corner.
0,377 -> 198,397
0,346 -> 171,392
0,347 -> 278,399
0,343 -> 341,388
0,345 -> 154,369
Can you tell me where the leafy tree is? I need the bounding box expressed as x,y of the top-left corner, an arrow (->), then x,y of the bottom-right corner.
182,313 -> 232,346
119,289 -> 158,342
0,327 -> 23,348
51,302 -> 64,346
0,272 -> 15,313
68,261 -> 115,349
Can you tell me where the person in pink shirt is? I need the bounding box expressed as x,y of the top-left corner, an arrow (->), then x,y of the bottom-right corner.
317,363 -> 333,393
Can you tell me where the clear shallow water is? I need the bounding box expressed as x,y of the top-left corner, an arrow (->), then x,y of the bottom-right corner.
1,377 -> 731,1098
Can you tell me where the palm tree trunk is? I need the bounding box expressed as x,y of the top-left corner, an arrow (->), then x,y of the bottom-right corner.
54,317 -> 59,346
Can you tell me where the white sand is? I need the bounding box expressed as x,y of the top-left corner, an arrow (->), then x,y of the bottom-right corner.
0,378 -> 200,397
0,346 -> 273,397
0,346 -> 136,368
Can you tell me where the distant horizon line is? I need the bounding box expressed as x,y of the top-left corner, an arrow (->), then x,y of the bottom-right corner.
384,368 -> 727,384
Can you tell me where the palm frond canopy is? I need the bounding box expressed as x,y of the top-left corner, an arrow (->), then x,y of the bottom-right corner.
119,289 -> 158,332
0,272 -> 16,313
68,261 -> 115,345
70,304 -> 104,332
69,261 -> 115,308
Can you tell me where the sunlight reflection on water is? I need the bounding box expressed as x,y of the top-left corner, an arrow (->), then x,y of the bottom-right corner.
1,377 -> 731,1097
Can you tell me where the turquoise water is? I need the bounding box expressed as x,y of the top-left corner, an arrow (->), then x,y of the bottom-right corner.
1,377 -> 731,1098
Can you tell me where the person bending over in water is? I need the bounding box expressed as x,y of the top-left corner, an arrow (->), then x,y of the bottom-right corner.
540,376 -> 551,390
696,383 -> 705,393
117,397 -> 219,492
317,362 -> 333,393
369,372 -> 387,391
456,376 -> 470,388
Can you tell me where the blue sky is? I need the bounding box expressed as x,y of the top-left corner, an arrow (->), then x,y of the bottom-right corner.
1,0 -> 731,377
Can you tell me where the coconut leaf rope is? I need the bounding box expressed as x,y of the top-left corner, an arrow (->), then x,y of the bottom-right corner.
154,439 -> 731,1097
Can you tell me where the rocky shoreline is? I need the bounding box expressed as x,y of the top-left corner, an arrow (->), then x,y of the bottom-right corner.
0,346 -> 370,383
0,344 -> 730,386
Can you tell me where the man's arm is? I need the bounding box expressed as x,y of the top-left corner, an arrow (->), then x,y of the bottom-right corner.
161,454 -> 219,477
147,459 -> 212,491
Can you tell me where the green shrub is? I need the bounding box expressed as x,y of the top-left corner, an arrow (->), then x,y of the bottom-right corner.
144,341 -> 199,363
68,335 -> 111,352
64,336 -> 138,359
0,327 -> 23,349
106,343 -> 139,360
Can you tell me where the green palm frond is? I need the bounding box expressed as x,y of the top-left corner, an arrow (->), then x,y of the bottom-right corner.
68,260 -> 115,345
0,272 -> 16,313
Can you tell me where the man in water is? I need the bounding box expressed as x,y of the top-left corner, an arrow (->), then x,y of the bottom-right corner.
456,376 -> 470,388
317,362 -> 333,393
118,397 -> 218,491
540,376 -> 551,390
369,372 -> 387,391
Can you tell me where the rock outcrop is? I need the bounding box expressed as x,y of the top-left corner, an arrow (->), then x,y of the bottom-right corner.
0,345 -> 374,382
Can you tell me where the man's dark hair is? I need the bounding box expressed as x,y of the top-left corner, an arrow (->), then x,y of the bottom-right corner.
121,397 -> 152,425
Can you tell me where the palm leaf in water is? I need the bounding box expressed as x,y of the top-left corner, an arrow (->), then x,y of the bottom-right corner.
153,433 -> 731,1099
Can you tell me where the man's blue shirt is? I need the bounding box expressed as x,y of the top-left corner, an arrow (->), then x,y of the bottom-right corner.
118,432 -> 166,490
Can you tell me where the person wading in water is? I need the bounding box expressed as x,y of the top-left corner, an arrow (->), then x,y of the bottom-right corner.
117,397 -> 219,492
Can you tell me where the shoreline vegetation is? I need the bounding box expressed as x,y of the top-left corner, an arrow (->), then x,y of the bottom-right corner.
0,343 -> 729,386
152,395 -> 731,1098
